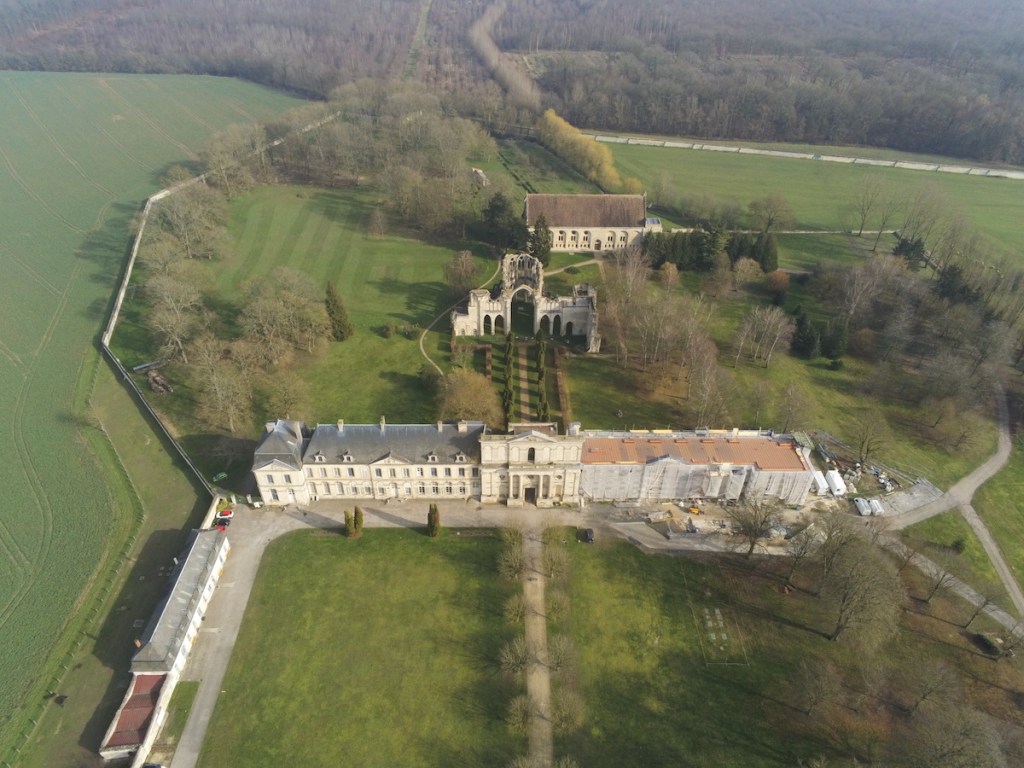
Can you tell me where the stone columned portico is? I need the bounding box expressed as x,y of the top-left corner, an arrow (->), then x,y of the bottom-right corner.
479,424 -> 584,507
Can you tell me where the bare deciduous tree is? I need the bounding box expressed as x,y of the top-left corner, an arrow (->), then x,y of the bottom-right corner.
748,194 -> 795,234
726,500 -> 781,558
821,539 -> 903,643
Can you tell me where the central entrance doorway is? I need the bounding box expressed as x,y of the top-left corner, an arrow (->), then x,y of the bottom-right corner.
524,487 -> 537,505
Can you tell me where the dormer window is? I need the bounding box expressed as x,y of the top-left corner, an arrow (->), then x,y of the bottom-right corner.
427,453 -> 438,463
314,452 -> 326,463
342,453 -> 354,463
455,453 -> 467,463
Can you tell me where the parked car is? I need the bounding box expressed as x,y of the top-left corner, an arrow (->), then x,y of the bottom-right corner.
853,497 -> 871,516
578,528 -> 595,544
216,508 -> 234,520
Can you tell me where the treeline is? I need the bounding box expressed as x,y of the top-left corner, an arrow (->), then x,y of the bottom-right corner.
0,0 -> 420,96
6,0 -> 1024,161
536,109 -> 624,191
496,0 -> 1024,163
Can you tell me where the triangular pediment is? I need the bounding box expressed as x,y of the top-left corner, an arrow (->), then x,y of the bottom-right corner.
370,451 -> 410,465
507,431 -> 560,444
255,458 -> 302,471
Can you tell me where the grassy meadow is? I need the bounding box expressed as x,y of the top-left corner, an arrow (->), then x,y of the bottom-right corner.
0,71 -> 300,760
198,529 -> 521,768
974,439 -> 1024,599
610,142 -> 1024,254
559,533 -> 1024,767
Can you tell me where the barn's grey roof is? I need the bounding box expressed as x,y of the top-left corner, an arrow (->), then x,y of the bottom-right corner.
304,421 -> 486,464
132,530 -> 228,674
253,419 -> 307,471
525,194 -> 646,228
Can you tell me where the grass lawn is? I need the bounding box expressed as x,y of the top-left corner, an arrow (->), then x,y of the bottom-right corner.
901,512 -> 1003,598
559,539 -> 831,766
974,442 -> 1024,600
777,232 -> 872,272
558,534 -> 1024,766
564,355 -> 680,430
610,143 -> 1024,255
198,529 -> 521,768
111,185 -> 497,480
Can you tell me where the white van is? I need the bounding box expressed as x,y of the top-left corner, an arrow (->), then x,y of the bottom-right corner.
853,497 -> 871,516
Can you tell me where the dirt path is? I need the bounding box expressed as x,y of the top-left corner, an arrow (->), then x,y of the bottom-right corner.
522,527 -> 554,767
418,260 -> 502,375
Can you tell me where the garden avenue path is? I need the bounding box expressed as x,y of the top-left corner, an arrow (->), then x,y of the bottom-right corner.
522,527 -> 554,767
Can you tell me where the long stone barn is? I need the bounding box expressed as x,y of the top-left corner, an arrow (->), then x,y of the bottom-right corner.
252,421 -> 813,508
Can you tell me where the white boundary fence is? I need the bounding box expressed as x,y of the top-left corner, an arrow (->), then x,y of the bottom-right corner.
584,134 -> 1024,180
98,109 -> 342,498
100,180 -> 214,496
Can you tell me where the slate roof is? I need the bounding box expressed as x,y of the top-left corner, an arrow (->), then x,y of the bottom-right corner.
253,419 -> 307,471
303,422 -> 487,465
132,530 -> 228,674
525,194 -> 647,228
582,433 -> 808,471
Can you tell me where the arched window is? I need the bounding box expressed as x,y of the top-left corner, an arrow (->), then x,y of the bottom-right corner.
528,447 -> 536,463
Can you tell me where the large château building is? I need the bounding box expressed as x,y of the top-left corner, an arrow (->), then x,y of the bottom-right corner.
252,420 -> 814,508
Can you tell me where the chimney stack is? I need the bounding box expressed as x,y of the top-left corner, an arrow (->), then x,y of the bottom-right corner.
380,416 -> 386,434
437,420 -> 444,433
337,419 -> 345,432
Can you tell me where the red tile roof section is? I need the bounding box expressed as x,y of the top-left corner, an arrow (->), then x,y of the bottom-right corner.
102,673 -> 166,749
582,435 -> 807,471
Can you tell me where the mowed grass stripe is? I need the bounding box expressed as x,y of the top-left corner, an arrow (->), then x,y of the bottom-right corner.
275,196 -> 315,270
297,200 -> 335,277
198,530 -> 520,768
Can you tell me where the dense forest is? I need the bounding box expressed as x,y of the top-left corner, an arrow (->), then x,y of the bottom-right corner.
2,0 -> 1024,160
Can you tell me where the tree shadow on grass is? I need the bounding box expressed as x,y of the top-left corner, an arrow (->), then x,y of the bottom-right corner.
366,277 -> 448,324
377,371 -> 436,422
421,537 -> 521,767
305,188 -> 374,227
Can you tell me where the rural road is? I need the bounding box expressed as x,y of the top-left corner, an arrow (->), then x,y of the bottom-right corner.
888,389 -> 1021,615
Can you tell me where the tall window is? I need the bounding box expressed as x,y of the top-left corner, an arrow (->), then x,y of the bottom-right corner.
528,447 -> 536,463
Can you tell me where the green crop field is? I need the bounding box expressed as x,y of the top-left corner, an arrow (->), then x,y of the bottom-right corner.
610,143 -> 1024,254
0,71 -> 300,757
198,529 -> 521,767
